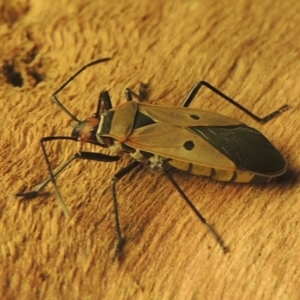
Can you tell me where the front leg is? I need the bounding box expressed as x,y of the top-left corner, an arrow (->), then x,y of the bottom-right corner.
16,136 -> 121,217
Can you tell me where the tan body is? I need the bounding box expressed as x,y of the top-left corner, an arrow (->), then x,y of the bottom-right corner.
96,101 -> 287,183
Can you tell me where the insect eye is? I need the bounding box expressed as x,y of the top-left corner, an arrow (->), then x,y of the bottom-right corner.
71,121 -> 86,139
71,117 -> 100,144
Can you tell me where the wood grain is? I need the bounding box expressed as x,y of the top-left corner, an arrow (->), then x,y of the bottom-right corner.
1,0 -> 300,299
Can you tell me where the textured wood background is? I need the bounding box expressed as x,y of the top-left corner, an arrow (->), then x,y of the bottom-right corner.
1,0 -> 300,299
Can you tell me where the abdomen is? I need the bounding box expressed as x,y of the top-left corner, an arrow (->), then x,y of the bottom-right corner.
168,159 -> 276,183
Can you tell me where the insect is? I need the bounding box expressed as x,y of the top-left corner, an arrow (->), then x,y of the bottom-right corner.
17,58 -> 288,256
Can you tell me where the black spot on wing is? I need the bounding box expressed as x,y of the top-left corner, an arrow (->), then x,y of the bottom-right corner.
189,125 -> 286,174
184,140 -> 195,150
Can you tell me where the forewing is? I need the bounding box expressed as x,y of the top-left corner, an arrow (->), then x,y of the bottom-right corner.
138,103 -> 242,126
190,126 -> 287,175
126,123 -> 237,170
125,104 -> 286,175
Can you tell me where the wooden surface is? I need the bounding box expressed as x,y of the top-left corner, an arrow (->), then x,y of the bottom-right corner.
1,0 -> 300,299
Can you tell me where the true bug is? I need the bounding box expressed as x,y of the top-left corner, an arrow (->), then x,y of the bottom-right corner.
17,58 -> 288,255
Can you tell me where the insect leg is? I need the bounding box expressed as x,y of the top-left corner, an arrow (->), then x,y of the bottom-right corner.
93,90 -> 113,118
111,161 -> 142,258
16,136 -> 121,217
163,168 -> 228,253
125,83 -> 149,101
16,155 -> 77,199
181,81 -> 289,123
16,151 -> 121,198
